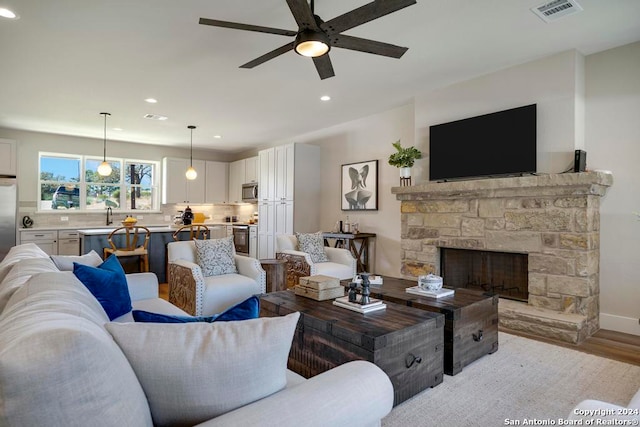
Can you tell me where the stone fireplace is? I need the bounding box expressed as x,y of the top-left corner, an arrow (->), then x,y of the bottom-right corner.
392,172 -> 612,344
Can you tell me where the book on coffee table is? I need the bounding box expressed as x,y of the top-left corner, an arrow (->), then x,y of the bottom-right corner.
333,296 -> 387,313
405,286 -> 454,298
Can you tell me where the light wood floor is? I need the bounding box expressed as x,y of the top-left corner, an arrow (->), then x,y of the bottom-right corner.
502,327 -> 640,366
159,283 -> 639,366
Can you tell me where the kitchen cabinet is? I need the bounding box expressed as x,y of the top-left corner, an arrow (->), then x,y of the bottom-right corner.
209,225 -> 227,239
205,161 -> 228,204
257,143 -> 320,259
0,139 -> 16,176
258,148 -> 275,202
245,156 -> 259,183
20,230 -> 58,255
228,156 -> 259,203
57,230 -> 81,255
20,229 -> 82,256
228,160 -> 244,203
257,201 -> 274,258
162,157 -> 206,204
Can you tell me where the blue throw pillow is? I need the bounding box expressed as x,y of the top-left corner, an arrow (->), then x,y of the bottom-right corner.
73,255 -> 132,321
132,295 -> 260,323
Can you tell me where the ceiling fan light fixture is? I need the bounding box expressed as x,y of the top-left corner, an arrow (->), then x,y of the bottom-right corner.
294,30 -> 330,58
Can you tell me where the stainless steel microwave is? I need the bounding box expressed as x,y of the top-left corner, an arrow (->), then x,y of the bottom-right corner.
241,183 -> 258,202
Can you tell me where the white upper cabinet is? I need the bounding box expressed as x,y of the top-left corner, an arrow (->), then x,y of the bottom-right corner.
258,147 -> 276,201
227,157 -> 259,203
228,159 -> 245,203
162,157 -> 206,204
205,161 -> 228,204
244,156 -> 259,183
0,139 -> 17,176
275,144 -> 294,201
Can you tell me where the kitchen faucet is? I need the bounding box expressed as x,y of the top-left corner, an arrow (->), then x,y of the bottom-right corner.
106,207 -> 113,226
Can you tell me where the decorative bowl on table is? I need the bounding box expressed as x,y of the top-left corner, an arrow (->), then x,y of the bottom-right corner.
418,274 -> 443,291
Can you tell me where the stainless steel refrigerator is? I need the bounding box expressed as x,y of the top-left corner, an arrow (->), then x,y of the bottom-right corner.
0,176 -> 17,261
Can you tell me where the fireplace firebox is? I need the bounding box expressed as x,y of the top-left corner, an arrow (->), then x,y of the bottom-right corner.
441,248 -> 528,302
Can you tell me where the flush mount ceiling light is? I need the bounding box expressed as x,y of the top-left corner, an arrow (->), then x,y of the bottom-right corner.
97,112 -> 112,177
320,95 -> 331,101
0,8 -> 18,19
144,98 -> 158,103
185,125 -> 197,180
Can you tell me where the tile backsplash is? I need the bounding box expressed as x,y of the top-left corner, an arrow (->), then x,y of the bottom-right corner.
18,202 -> 258,229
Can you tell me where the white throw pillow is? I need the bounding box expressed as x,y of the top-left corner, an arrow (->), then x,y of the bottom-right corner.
296,231 -> 329,263
0,243 -> 49,283
193,236 -> 238,277
106,312 -> 300,427
0,257 -> 59,313
50,250 -> 103,271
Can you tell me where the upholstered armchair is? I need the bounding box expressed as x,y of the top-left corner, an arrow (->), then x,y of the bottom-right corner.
167,240 -> 266,316
276,234 -> 356,289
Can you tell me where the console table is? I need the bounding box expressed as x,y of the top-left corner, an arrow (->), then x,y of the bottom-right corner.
322,232 -> 375,273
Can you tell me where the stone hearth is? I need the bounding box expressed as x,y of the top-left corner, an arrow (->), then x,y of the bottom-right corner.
392,172 -> 613,344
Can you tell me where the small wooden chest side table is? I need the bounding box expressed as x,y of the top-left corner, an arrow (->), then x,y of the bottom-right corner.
260,258 -> 287,293
260,290 -> 445,406
344,276 -> 499,376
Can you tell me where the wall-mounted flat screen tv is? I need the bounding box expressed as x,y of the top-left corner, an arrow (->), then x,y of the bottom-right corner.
429,104 -> 537,181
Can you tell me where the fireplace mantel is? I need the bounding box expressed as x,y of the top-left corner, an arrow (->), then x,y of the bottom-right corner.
392,171 -> 613,200
392,171 -> 613,344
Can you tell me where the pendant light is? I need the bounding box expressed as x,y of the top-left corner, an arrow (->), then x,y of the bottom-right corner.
185,125 -> 197,180
97,112 -> 112,176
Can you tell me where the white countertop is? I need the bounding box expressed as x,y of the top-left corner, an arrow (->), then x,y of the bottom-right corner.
20,222 -> 258,233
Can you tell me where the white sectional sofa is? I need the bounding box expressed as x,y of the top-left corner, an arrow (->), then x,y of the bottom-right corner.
0,243 -> 394,427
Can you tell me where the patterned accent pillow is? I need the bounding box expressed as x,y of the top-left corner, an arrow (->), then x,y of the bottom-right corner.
194,236 -> 238,277
296,231 -> 329,263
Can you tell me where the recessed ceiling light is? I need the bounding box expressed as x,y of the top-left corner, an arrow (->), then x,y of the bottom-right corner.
0,8 -> 18,19
213,135 -> 222,139
143,114 -> 168,121
320,95 -> 331,101
145,98 -> 158,104
113,127 -> 123,131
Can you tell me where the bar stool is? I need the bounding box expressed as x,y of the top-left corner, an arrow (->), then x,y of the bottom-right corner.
103,226 -> 151,272
172,224 -> 210,241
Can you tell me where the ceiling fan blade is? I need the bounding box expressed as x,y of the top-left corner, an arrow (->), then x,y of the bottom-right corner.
286,0 -> 319,31
199,18 -> 297,37
239,42 -> 294,69
312,55 -> 335,80
331,34 -> 408,58
322,0 -> 417,35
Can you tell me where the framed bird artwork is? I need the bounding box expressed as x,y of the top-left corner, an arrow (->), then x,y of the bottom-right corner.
341,160 -> 378,211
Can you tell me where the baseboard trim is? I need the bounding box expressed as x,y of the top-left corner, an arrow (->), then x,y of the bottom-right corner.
600,313 -> 640,336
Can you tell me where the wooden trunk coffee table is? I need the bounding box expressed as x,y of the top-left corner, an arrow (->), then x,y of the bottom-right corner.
343,276 -> 499,376
260,290 -> 445,406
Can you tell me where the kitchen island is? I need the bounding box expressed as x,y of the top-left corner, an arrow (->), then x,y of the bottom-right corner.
79,226 -> 200,283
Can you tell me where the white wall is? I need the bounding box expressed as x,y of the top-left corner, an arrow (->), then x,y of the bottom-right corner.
415,50 -> 584,178
293,103 -> 416,277
0,128 -> 232,203
585,41 -> 640,335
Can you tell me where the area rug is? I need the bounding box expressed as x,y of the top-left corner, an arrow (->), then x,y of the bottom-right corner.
382,332 -> 640,426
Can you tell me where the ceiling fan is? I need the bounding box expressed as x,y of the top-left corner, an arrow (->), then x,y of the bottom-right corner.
199,0 -> 417,80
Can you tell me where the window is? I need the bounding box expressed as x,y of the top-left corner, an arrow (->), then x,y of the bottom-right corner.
39,153 -> 159,211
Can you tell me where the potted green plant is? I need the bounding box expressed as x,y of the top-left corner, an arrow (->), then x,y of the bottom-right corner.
387,140 -> 422,178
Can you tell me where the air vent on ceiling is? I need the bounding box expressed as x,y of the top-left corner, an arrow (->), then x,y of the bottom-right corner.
143,113 -> 168,121
531,0 -> 583,23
